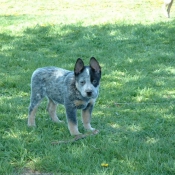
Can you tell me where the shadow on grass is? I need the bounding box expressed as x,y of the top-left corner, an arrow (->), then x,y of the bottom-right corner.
0,16 -> 175,173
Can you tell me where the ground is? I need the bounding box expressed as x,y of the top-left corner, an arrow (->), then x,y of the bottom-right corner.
0,0 -> 175,174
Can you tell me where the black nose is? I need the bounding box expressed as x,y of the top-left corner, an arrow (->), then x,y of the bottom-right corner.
86,91 -> 92,97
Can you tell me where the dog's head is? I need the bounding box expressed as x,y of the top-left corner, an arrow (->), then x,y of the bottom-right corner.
74,57 -> 101,99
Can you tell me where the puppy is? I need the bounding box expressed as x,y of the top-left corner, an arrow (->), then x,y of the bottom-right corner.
27,57 -> 101,135
163,0 -> 174,18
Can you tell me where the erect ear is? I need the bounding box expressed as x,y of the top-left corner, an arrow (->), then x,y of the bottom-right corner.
90,57 -> 101,73
74,58 -> 84,75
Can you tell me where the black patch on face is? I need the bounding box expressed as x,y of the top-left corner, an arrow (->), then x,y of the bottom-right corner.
90,67 -> 101,87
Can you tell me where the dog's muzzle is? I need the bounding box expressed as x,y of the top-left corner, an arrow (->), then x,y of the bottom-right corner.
86,90 -> 93,97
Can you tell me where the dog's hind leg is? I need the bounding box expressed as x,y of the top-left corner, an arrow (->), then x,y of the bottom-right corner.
28,106 -> 38,126
28,94 -> 43,126
47,99 -> 62,123
28,83 -> 46,126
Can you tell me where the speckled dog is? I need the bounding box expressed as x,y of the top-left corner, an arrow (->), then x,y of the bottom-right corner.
27,57 -> 101,135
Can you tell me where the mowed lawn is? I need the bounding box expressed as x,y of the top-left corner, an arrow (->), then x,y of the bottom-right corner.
0,0 -> 175,174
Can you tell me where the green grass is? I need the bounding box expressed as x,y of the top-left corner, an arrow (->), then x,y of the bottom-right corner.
0,0 -> 175,174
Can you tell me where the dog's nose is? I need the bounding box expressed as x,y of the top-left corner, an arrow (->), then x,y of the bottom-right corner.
86,90 -> 92,97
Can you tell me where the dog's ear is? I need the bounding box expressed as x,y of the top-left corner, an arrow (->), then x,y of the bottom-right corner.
74,58 -> 84,75
90,57 -> 101,73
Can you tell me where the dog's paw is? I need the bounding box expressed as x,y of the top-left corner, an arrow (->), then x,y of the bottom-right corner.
83,123 -> 96,131
52,117 -> 64,124
58,120 -> 65,124
27,123 -> 36,127
86,128 -> 99,135
27,120 -> 36,127
92,129 -> 99,135
71,132 -> 82,136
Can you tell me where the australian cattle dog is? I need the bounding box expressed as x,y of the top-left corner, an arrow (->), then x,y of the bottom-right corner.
27,57 -> 101,135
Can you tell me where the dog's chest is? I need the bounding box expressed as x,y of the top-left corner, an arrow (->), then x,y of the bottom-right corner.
73,98 -> 95,109
73,99 -> 88,109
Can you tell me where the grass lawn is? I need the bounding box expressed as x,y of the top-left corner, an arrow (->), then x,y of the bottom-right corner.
0,0 -> 175,174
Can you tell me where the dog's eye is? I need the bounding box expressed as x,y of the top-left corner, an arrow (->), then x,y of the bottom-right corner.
80,80 -> 85,85
92,80 -> 97,84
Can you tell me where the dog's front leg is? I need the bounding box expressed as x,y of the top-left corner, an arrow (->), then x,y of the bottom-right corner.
82,103 -> 95,132
66,106 -> 81,135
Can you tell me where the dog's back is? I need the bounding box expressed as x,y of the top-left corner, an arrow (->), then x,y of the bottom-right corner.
30,67 -> 71,105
